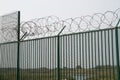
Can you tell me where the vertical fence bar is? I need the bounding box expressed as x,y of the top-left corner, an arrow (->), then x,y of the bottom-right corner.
41,39 -> 43,80
73,34 -> 75,79
62,36 -> 65,79
85,33 -> 87,75
88,33 -> 90,78
63,36 -> 66,79
48,38 -> 49,80
79,34 -> 82,80
50,38 -> 52,80
91,32 -> 94,79
70,35 -> 72,76
76,34 -> 78,80
57,26 -> 66,80
115,27 -> 120,80
16,11 -> 20,80
82,33 -> 84,79
111,29 -> 115,80
57,36 -> 60,80
65,36 -> 68,79
94,32 -> 97,80
68,35 -> 70,79
108,30 -> 111,80
104,30 -> 108,80
101,31 -> 104,80
114,19 -> 120,80
97,31 -> 100,80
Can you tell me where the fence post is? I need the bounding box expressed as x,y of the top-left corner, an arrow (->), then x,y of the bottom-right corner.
16,11 -> 20,80
57,26 -> 66,80
115,19 -> 120,80
57,35 -> 60,80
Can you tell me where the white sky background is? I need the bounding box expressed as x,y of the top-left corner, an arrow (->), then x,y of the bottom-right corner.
0,0 -> 120,21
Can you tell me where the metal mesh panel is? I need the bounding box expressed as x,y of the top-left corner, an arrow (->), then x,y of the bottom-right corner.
0,12 -> 19,80
0,12 -> 18,43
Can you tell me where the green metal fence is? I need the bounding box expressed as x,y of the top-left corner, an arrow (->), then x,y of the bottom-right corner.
0,9 -> 120,80
0,11 -> 19,80
0,27 -> 120,80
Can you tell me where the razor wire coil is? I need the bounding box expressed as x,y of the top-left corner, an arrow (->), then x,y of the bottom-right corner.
20,8 -> 120,40
0,9 -> 120,42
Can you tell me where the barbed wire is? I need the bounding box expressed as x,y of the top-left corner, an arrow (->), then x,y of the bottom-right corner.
20,8 -> 120,40
0,9 -> 120,43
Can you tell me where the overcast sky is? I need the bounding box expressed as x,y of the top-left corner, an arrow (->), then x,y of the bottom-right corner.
0,0 -> 120,21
